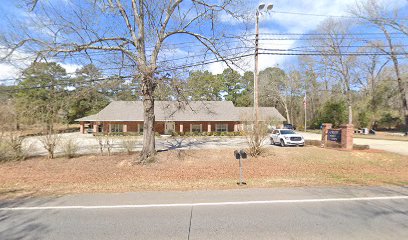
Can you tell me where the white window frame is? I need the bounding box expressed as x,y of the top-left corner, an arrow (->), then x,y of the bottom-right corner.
191,124 -> 202,133
111,124 -> 123,133
215,123 -> 228,132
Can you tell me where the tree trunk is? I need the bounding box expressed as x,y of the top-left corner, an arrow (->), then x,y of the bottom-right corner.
139,73 -> 156,163
393,67 -> 408,133
284,104 -> 290,124
347,91 -> 353,124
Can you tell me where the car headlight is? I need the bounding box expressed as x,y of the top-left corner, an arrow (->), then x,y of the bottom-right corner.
284,136 -> 290,140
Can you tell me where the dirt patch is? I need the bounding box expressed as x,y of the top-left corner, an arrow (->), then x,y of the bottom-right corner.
1,146 -> 407,199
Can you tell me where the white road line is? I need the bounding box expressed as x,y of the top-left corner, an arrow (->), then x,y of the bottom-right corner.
1,195 -> 407,211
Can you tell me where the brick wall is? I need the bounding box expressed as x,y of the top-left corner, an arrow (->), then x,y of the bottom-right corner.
82,121 -> 240,134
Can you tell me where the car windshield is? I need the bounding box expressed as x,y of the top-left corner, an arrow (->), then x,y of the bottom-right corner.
280,130 -> 295,135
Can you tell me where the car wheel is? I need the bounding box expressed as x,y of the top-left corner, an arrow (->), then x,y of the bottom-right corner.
280,139 -> 286,147
270,138 -> 275,145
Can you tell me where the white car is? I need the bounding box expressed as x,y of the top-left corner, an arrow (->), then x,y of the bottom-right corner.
270,129 -> 305,147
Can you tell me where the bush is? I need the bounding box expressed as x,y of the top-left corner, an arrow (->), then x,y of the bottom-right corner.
62,139 -> 79,159
39,132 -> 60,159
121,136 -> 137,155
312,100 -> 348,128
0,133 -> 27,162
243,122 -> 269,157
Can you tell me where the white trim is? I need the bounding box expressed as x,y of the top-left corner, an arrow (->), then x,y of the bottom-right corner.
1,196 -> 407,211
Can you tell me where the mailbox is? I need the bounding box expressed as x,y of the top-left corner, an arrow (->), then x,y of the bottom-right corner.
234,150 -> 241,159
240,149 -> 247,159
234,149 -> 247,185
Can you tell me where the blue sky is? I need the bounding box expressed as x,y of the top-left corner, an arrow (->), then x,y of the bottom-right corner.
0,0 -> 407,82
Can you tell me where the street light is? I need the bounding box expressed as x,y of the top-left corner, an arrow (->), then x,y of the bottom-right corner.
254,3 -> 273,143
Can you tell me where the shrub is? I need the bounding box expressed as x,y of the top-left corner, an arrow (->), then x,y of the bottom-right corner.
105,135 -> 114,156
95,134 -> 105,155
39,132 -> 60,159
0,133 -> 26,162
243,122 -> 269,157
121,136 -> 137,155
62,139 -> 79,159
353,144 -> 370,150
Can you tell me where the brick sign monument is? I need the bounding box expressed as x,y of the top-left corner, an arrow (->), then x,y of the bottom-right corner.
321,123 -> 354,150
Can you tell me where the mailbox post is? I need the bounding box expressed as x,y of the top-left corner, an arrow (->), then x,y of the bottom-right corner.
234,149 -> 247,185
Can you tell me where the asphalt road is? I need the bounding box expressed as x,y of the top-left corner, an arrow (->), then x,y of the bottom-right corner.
1,187 -> 408,239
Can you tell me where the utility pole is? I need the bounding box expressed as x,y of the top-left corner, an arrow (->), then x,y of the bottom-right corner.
304,91 -> 307,132
254,9 -> 260,143
254,3 -> 273,143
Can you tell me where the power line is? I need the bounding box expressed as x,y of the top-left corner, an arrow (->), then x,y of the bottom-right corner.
258,52 -> 407,56
253,32 -> 406,36
271,10 -> 408,21
258,36 -> 408,41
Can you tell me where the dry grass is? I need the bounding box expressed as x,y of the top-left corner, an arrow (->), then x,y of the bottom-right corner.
0,146 -> 407,199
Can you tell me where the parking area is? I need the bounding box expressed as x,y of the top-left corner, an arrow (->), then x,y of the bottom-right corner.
22,131 -> 408,157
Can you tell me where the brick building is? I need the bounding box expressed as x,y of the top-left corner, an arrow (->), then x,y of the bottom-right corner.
76,101 -> 285,134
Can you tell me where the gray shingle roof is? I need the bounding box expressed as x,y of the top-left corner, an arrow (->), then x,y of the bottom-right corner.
76,101 -> 285,122
236,107 -> 286,122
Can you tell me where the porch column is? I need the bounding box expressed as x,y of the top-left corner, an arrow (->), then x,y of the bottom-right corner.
207,123 -> 211,132
93,123 -> 98,133
123,123 -> 128,133
234,123 -> 238,132
179,123 -> 184,133
79,122 -> 84,134
108,123 -> 112,133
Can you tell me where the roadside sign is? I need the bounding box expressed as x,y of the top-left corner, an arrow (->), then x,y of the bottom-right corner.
328,129 -> 341,143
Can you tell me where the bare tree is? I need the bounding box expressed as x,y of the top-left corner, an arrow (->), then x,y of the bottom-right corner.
311,19 -> 358,124
39,131 -> 60,159
351,0 -> 408,132
1,0 -> 245,163
259,67 -> 292,123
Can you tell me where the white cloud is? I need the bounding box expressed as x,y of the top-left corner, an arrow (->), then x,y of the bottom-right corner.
59,63 -> 82,74
0,46 -> 83,81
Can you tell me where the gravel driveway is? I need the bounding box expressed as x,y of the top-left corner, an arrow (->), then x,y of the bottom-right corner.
301,132 -> 408,156
23,132 -> 252,157
23,132 -> 408,157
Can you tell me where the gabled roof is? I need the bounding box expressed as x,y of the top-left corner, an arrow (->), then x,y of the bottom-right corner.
236,107 -> 286,122
76,101 -> 286,122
